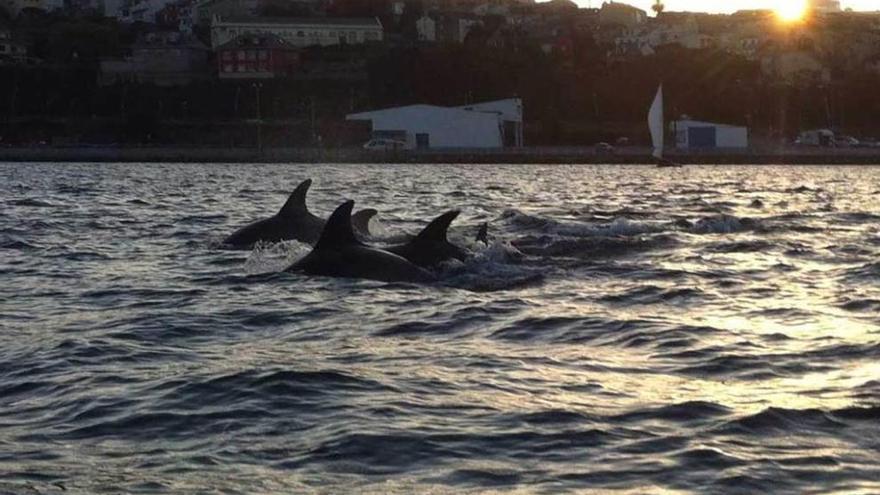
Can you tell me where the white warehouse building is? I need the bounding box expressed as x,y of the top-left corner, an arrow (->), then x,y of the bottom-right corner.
673,119 -> 749,149
210,16 -> 383,49
346,98 -> 523,149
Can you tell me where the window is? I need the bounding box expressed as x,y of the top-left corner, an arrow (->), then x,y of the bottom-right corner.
222,51 -> 232,61
237,50 -> 245,61
223,64 -> 232,72
297,31 -> 304,37
247,50 -> 256,61
365,32 -> 379,41
259,50 -> 268,60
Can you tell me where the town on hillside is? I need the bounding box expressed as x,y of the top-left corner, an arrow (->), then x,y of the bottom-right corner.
1,0 -> 879,152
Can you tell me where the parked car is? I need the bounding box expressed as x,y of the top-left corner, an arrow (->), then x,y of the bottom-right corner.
857,137 -> 879,148
363,138 -> 407,151
595,142 -> 615,154
834,135 -> 860,148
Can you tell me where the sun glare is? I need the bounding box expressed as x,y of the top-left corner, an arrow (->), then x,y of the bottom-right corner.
775,0 -> 808,22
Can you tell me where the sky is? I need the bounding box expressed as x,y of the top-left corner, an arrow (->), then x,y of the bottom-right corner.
575,0 -> 878,13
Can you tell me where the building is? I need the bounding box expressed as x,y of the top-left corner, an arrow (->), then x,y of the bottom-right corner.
433,13 -> 482,43
415,14 -> 437,42
210,16 -> 383,49
673,119 -> 748,149
193,0 -> 258,26
216,33 -> 300,79
599,1 -> 647,28
810,0 -> 841,15
99,31 -> 210,86
614,15 -> 713,56
346,98 -> 523,149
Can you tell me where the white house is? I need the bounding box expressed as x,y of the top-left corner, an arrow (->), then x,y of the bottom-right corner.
415,14 -> 436,42
210,16 -> 383,49
673,119 -> 748,149
347,98 -> 524,149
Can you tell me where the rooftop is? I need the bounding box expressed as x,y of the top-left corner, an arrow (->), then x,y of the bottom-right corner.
214,16 -> 383,27
215,32 -> 298,50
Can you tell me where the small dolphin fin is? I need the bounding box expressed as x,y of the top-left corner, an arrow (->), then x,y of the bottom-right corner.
476,222 -> 489,245
315,200 -> 360,250
351,208 -> 378,236
279,179 -> 312,216
414,210 -> 460,243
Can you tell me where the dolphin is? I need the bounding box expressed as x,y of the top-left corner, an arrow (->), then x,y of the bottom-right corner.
350,208 -> 377,239
286,200 -> 436,283
223,179 -> 374,249
386,210 -> 469,268
476,222 -> 489,245
223,179 -> 325,249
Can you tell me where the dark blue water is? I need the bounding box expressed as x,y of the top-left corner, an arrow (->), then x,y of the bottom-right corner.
1,163 -> 878,494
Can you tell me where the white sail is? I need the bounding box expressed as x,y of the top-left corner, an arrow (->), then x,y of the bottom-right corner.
648,84 -> 664,159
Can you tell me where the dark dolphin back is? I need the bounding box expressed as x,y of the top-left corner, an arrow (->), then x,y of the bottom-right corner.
414,210 -> 459,243
288,200 -> 434,283
388,210 -> 467,267
351,208 -> 378,237
278,179 -> 312,217
314,200 -> 361,251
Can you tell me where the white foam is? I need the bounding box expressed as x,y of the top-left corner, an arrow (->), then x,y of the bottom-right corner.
439,241 -> 543,291
691,214 -> 746,234
243,240 -> 311,275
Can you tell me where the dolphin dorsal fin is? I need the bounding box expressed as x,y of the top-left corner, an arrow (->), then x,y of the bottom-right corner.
279,179 -> 312,217
351,208 -> 378,236
414,210 -> 460,243
315,200 -> 360,250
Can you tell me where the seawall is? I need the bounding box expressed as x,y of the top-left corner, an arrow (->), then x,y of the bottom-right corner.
1,146 -> 878,165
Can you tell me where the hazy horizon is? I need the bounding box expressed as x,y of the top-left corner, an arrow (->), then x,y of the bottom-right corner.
571,0 -> 877,14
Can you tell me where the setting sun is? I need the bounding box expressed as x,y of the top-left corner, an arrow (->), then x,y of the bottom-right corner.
775,0 -> 809,21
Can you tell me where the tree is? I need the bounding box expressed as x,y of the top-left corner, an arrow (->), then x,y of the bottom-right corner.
652,0 -> 665,15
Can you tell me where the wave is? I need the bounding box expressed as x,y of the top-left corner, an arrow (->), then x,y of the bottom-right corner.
8,198 -> 57,208
301,428 -> 616,470
512,235 -> 675,259
613,401 -> 733,424
704,239 -> 775,253
441,241 -> 543,292
0,235 -> 38,250
719,405 -> 880,436
690,214 -> 757,234
841,262 -> 880,282
598,285 -> 707,306
838,298 -> 880,313
500,209 -> 665,238
674,352 -> 836,380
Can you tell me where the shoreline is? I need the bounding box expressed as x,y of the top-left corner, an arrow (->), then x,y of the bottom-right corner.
1,146 -> 879,165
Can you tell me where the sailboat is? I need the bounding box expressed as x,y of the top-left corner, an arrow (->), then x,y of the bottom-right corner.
648,84 -> 681,168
